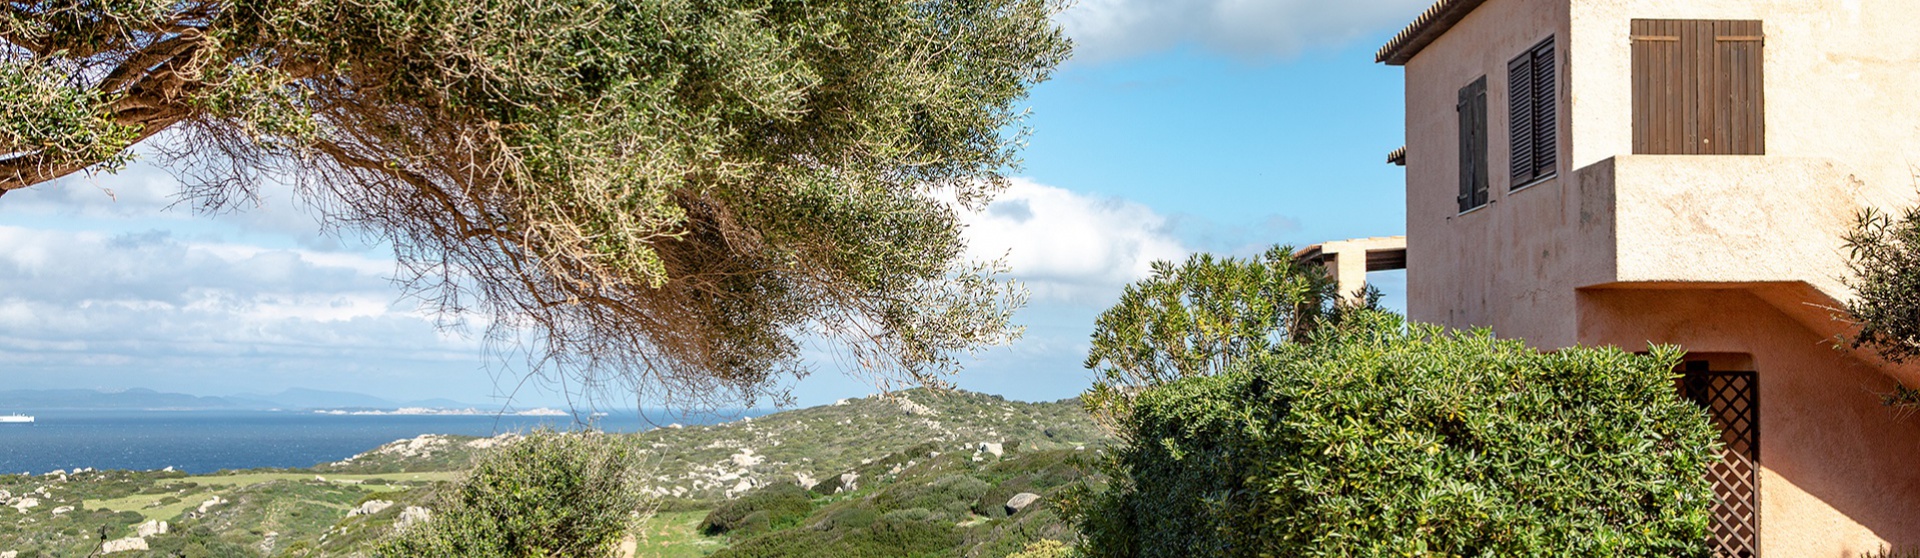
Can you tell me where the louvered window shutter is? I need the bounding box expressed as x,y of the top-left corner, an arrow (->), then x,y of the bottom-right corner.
1508,55 -> 1535,183
1531,41 -> 1557,176
1472,80 -> 1489,207
1508,38 -> 1556,187
1459,84 -> 1475,213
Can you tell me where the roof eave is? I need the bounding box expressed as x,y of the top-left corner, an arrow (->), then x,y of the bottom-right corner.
1376,0 -> 1492,66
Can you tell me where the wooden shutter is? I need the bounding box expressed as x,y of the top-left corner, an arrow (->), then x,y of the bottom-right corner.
1508,55 -> 1535,183
1633,20 -> 1764,155
1510,38 -> 1557,186
1459,77 -> 1489,212
1530,41 -> 1557,175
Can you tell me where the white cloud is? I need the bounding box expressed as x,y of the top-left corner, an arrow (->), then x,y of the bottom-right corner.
1059,0 -> 1433,63
0,226 -> 472,367
958,178 -> 1188,303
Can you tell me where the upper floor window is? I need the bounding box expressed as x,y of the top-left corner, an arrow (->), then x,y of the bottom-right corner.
1509,38 -> 1557,186
1458,76 -> 1489,213
1632,20 -> 1765,155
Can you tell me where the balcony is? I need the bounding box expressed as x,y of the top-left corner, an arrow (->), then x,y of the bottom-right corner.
1571,155 -> 1866,298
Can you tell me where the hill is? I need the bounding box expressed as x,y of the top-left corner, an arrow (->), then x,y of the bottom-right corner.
0,389 -> 1111,557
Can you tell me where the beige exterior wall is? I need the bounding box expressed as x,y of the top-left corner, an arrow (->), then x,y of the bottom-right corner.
1407,0 -> 1920,338
1397,0 -> 1920,555
1581,288 -> 1920,555
1403,0 -> 1576,346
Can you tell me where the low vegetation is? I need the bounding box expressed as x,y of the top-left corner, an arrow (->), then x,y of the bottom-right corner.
1077,311 -> 1720,557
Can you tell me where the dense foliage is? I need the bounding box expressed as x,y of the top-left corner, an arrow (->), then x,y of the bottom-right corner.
1081,246 -> 1341,424
1845,208 -> 1920,358
376,431 -> 647,558
1078,311 -> 1719,558
2,0 -> 1069,407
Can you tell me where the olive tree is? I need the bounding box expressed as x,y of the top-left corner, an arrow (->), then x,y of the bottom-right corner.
1,0 -> 1068,407
1842,206 -> 1920,407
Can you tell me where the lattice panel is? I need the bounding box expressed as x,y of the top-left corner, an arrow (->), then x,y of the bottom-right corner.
1682,371 -> 1760,558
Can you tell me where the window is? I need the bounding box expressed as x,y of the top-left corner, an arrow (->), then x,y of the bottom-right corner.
1632,20 -> 1765,155
1457,77 -> 1488,213
1508,38 -> 1557,186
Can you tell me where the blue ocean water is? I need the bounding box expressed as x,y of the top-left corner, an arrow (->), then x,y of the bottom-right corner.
0,409 -> 748,474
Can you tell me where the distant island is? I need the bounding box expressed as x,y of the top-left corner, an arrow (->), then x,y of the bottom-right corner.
0,387 -> 544,413
312,407 -> 571,417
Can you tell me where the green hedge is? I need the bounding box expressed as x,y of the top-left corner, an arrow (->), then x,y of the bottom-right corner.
1079,312 -> 1720,557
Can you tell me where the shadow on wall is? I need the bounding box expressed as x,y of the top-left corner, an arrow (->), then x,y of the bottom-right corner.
1577,286 -> 1920,554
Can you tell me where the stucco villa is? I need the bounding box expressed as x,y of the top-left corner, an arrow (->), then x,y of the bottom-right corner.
1300,0 -> 1920,555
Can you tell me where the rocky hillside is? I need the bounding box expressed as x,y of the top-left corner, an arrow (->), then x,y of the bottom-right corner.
0,389 -> 1110,557
627,389 -> 1107,501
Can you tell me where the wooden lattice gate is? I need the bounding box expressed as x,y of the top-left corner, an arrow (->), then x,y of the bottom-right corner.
1680,370 -> 1761,558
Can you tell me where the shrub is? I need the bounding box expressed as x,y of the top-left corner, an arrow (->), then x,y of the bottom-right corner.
375,430 -> 647,558
710,507 -> 959,558
1009,540 -> 1082,558
973,450 -> 1094,519
1078,311 -> 1720,558
700,483 -> 814,536
871,474 -> 990,520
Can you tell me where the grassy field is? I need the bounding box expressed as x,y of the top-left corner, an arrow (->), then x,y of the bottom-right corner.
88,471 -> 461,521
631,510 -> 726,558
164,471 -> 461,488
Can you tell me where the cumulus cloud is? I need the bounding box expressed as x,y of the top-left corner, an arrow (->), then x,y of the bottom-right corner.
3,161 -> 375,253
957,178 -> 1188,303
0,226 -> 473,370
1058,0 -> 1432,63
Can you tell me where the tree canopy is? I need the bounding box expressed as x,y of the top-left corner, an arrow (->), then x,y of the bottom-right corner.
1,0 -> 1069,406
1080,246 -> 1344,423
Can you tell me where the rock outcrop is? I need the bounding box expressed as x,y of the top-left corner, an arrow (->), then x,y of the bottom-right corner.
349,500 -> 395,517
396,506 -> 432,530
1005,492 -> 1041,516
136,520 -> 169,537
197,496 -> 227,514
978,442 -> 1004,457
9,497 -> 37,513
101,537 -> 148,554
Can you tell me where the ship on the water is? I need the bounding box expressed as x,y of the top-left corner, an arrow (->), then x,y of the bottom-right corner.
0,414 -> 33,424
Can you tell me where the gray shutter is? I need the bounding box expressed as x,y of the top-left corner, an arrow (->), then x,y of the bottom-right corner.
1466,77 -> 1497,209
1508,54 -> 1535,184
1470,78 -> 1489,207
1458,84 -> 1474,213
1531,40 -> 1557,176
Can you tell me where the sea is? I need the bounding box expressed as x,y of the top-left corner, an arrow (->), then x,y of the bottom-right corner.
0,409 -> 754,475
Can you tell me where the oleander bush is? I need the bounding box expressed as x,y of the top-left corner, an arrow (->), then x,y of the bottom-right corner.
1078,311 -> 1720,558
375,430 -> 647,558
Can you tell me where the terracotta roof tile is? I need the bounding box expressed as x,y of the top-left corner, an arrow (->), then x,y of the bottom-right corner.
1377,0 -> 1491,65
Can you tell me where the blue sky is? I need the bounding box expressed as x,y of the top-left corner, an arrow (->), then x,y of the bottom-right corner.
0,0 -> 1428,409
